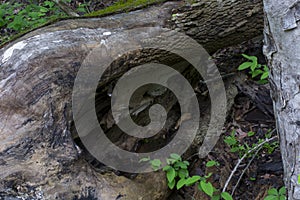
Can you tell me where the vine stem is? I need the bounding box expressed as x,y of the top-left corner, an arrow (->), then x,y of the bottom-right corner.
222,129 -> 278,193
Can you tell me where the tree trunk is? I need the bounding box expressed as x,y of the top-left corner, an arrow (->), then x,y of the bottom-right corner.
0,0 -> 263,199
263,0 -> 300,199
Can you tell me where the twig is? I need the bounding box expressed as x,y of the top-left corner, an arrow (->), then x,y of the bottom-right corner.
231,145 -> 262,196
222,129 -> 277,193
53,0 -> 79,17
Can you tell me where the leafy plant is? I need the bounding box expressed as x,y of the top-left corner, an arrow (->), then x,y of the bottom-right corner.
62,0 -> 90,14
206,160 -> 220,167
224,129 -> 278,158
247,131 -> 255,137
143,154 -> 233,200
238,54 -> 269,84
224,130 -> 247,157
139,156 -> 162,171
150,159 -> 162,171
0,1 -> 77,45
76,2 -> 89,13
198,178 -> 214,197
220,192 -> 234,200
163,153 -> 190,189
264,187 -> 286,200
0,2 -> 66,32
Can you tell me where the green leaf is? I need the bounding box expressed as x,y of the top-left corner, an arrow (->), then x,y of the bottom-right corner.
166,167 -> 176,183
242,54 -> 258,62
178,169 -> 189,179
230,147 -> 239,153
0,18 -> 6,28
212,195 -> 221,200
174,162 -> 188,169
261,71 -> 269,80
204,172 -> 213,179
40,7 -> 49,13
239,145 -> 245,151
139,157 -> 150,163
279,187 -> 286,195
150,159 -> 161,167
251,69 -> 263,78
245,143 -> 250,150
224,137 -> 237,146
7,15 -> 26,31
176,178 -> 186,189
162,165 -> 172,171
238,62 -> 253,70
167,158 -> 176,165
185,176 -> 201,186
38,12 -> 46,17
247,131 -> 255,137
0,8 -> 6,18
206,160 -> 219,167
170,153 -> 181,161
221,192 -> 233,200
267,188 -> 279,196
258,79 -> 268,84
250,63 -> 257,71
298,174 -> 300,184
279,195 -> 286,200
183,161 -> 189,165
200,181 -> 214,197
198,182 -> 203,191
264,196 -> 278,200
44,1 -> 55,8
37,18 -> 47,24
230,130 -> 236,137
28,12 -> 40,19
77,7 -> 87,13
168,179 -> 176,189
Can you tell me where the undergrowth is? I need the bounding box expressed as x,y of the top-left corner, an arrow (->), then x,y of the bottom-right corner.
141,129 -> 283,200
0,0 -> 166,46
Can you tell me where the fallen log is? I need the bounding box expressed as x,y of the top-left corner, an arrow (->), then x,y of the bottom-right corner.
0,0 -> 263,199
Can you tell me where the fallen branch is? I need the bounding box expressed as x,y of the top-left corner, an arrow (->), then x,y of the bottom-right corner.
222,129 -> 278,193
231,145 -> 261,196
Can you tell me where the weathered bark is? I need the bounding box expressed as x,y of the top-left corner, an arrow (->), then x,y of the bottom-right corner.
13,0 -> 264,54
263,0 -> 300,199
169,0 -> 263,53
0,0 -> 264,199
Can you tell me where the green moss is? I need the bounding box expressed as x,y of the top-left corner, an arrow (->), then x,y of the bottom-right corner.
85,0 -> 166,17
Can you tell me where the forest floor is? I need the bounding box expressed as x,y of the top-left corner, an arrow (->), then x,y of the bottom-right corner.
169,87 -> 284,199
0,1 -> 284,200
